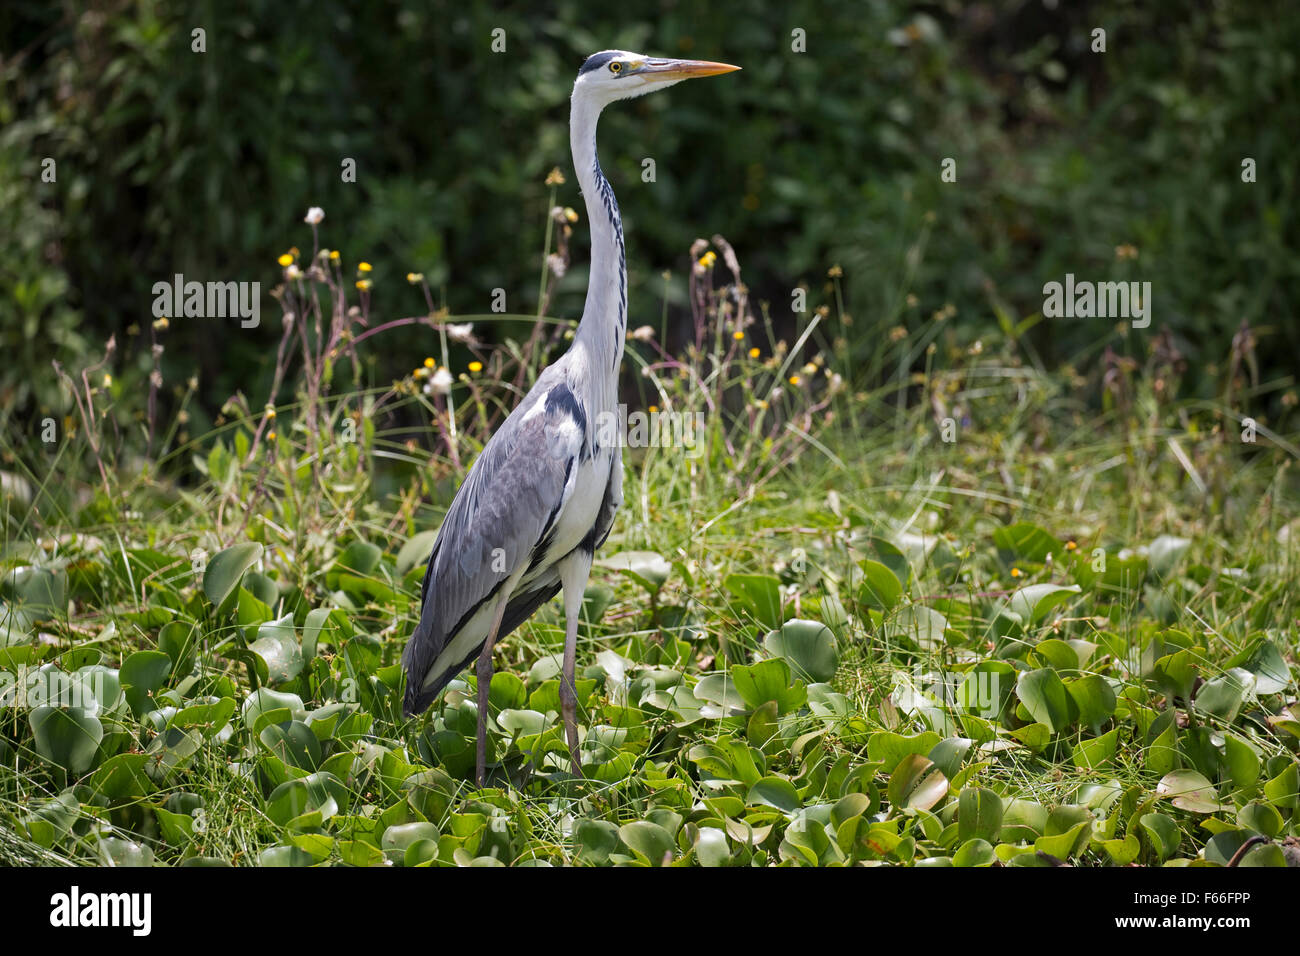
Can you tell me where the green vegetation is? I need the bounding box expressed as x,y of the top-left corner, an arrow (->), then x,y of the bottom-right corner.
1,205 -> 1297,866
1,2 -> 1297,867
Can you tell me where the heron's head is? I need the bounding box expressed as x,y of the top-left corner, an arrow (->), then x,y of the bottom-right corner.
573,49 -> 740,108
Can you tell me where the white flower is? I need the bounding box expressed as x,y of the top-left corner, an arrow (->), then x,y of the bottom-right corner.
424,367 -> 453,396
630,325 -> 655,342
286,264 -> 303,280
304,207 -> 325,225
446,323 -> 474,344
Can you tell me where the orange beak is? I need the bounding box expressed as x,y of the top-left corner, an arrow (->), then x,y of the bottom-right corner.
639,58 -> 742,81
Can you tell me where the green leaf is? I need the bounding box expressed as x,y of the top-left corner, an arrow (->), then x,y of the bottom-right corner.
249,614 -> 303,684
884,604 -> 948,650
952,838 -> 994,867
1072,728 -> 1119,769
886,753 -> 948,812
857,559 -> 902,610
957,787 -> 1003,843
1016,668 -> 1070,732
1008,584 -> 1081,625
747,775 -> 800,813
1157,770 -> 1221,814
1194,668 -> 1254,723
203,542 -> 263,612
993,523 -> 1063,562
619,821 -> 675,865
763,619 -> 838,683
724,574 -> 783,629
1222,733 -> 1261,793
120,650 -> 173,718
1065,675 -> 1116,731
30,706 -> 103,776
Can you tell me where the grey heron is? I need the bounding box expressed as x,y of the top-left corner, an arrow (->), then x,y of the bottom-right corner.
401,50 -> 740,785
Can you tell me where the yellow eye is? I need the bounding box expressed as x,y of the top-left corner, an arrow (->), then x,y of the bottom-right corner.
609,61 -> 621,74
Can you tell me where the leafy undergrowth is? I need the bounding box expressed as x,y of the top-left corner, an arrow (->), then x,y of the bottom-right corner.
1,232 -> 1298,864
4,408 -> 1298,867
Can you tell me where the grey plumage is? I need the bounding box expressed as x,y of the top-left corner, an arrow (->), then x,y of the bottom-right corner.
400,49 -> 738,784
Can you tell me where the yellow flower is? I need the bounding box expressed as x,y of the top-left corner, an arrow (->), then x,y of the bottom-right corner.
756,399 -> 768,410
358,262 -> 372,273
152,317 -> 170,331
277,253 -> 293,267
803,362 -> 817,375
1010,567 -> 1022,578
749,347 -> 760,359
423,357 -> 436,368
697,251 -> 717,268
264,406 -> 276,420
545,167 -> 566,186
102,374 -> 113,388
563,207 -> 579,223
828,264 -> 843,277
468,361 -> 483,373
788,375 -> 801,386
267,430 -> 277,441
732,331 -> 745,341
355,279 -> 372,291
1065,540 -> 1078,552
329,250 -> 340,262
648,404 -> 659,414
407,272 -> 424,284
414,367 -> 429,379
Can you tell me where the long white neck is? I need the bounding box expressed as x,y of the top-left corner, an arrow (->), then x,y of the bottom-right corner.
569,93 -> 627,403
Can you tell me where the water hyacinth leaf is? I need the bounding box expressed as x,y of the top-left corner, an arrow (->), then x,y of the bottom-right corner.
1236,801 -> 1283,839
249,614 -> 303,684
730,657 -> 806,713
203,542 -> 263,612
31,706 -> 103,776
1072,728 -> 1119,769
884,604 -> 948,651
857,559 -> 903,610
724,573 -> 783,629
747,775 -> 800,813
6,566 -> 67,619
1016,668 -> 1070,732
952,838 -> 995,867
1241,640 -> 1291,695
1263,763 -> 1299,809
1193,668 -> 1254,723
1222,733 -> 1261,793
694,827 -> 731,867
868,730 -> 941,773
598,551 -> 672,593
1065,675 -> 1116,732
1001,799 -> 1049,842
120,650 -> 173,718
1100,832 -> 1141,865
1157,770 -> 1221,814
1008,584 -> 1081,625
575,819 -> 622,864
619,821 -> 675,865
957,787 -> 1003,843
887,753 -> 948,812
763,619 -> 838,683
260,720 -> 322,771
993,522 -> 1063,562
927,737 -> 972,780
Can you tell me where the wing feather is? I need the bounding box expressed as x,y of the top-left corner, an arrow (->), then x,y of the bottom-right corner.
402,373 -> 584,714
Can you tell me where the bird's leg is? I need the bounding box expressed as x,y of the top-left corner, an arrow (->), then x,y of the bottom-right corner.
475,590 -> 511,788
558,553 -> 592,778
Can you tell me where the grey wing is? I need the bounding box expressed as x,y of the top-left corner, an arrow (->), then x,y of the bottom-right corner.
401,378 -> 584,715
